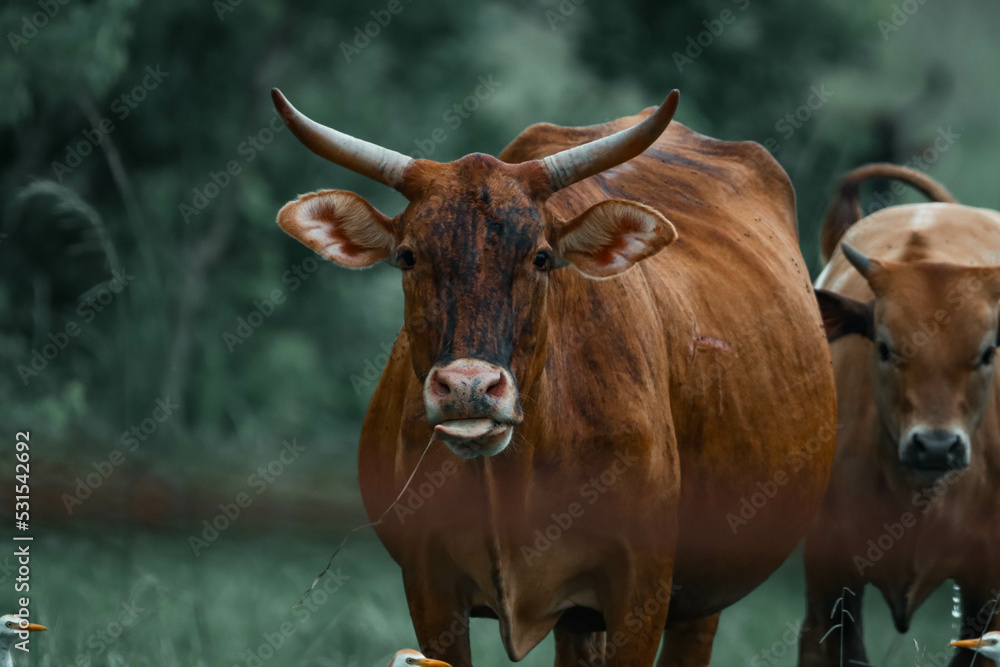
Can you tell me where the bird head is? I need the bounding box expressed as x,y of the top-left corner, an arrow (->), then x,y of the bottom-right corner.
387,649 -> 451,667
951,631 -> 1000,660
0,615 -> 46,636
0,614 -> 46,647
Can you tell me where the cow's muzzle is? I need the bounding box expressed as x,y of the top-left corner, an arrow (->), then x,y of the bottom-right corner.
423,358 -> 522,459
899,427 -> 970,475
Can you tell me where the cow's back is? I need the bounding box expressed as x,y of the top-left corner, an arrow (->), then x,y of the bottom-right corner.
817,203 -> 1000,297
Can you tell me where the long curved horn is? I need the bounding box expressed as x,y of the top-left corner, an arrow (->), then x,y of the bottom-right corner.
541,90 -> 679,192
272,88 -> 413,191
840,242 -> 872,278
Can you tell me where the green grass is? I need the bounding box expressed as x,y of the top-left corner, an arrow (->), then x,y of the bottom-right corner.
9,527 -> 958,666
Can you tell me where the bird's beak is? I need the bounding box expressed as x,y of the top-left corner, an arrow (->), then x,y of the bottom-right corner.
415,660 -> 451,667
22,623 -> 47,632
951,639 -> 984,649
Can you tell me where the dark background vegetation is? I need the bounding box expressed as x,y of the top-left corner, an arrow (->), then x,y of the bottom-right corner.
0,0 -> 996,664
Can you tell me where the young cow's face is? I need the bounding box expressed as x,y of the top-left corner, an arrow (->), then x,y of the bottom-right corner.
273,90 -> 679,458
818,244 -> 1000,478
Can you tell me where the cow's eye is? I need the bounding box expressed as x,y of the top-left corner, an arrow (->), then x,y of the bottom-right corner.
533,251 -> 553,271
980,347 -> 995,367
877,342 -> 891,363
396,248 -> 415,270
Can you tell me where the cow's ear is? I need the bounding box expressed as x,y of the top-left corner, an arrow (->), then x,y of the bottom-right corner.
277,190 -> 395,268
554,200 -> 677,278
815,289 -> 873,342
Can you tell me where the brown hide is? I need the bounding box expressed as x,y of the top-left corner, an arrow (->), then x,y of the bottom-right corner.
356,109 -> 836,663
804,196 -> 1000,667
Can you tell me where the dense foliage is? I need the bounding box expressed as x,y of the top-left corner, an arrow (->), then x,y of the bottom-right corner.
1,0 -> 994,486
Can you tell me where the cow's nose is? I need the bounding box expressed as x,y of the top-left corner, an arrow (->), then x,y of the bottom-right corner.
423,358 -> 520,425
430,366 -> 503,400
904,429 -> 969,471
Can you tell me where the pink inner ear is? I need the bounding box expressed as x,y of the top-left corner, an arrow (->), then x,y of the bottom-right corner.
309,199 -> 375,262
591,231 -> 633,271
596,210 -> 652,265
280,191 -> 393,269
317,225 -> 385,267
564,202 -> 671,277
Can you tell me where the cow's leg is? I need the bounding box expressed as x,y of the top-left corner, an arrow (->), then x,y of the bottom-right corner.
799,541 -> 867,667
555,630 -> 606,667
403,573 -> 473,667
601,570 -> 675,667
948,584 -> 1000,667
655,612 -> 720,667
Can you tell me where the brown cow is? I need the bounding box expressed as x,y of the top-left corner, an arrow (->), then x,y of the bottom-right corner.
272,88 -> 836,667
802,164 -> 1000,667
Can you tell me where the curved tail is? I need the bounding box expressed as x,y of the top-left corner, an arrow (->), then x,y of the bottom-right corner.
819,163 -> 956,260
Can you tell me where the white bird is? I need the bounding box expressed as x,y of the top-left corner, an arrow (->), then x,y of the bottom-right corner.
951,630 -> 1000,662
386,649 -> 451,667
0,614 -> 46,667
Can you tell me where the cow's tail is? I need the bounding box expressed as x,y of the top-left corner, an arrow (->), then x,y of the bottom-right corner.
819,163 -> 957,261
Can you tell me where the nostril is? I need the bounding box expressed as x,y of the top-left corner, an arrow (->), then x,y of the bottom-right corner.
430,372 -> 451,398
913,437 -> 927,454
948,439 -> 963,455
485,372 -> 506,399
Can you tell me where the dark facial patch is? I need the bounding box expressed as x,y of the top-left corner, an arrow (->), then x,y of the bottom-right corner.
400,155 -> 549,381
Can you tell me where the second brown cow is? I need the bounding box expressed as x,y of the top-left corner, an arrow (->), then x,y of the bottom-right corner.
803,164 -> 1000,667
